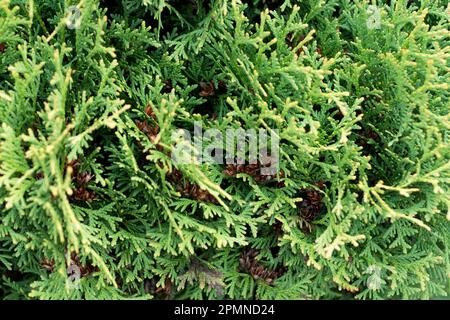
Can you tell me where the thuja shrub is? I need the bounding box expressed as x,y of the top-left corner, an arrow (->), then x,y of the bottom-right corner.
0,0 -> 449,300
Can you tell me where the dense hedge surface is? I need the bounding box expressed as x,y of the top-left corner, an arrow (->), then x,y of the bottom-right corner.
0,0 -> 449,299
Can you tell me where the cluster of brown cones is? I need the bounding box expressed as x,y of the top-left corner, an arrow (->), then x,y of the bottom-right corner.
199,80 -> 227,97
0,43 -> 6,53
40,252 -> 99,277
69,252 -> 100,276
167,168 -> 218,204
66,159 -> 96,202
224,158 -> 284,186
239,249 -> 285,285
40,259 -> 55,273
297,181 -> 325,226
135,104 -> 160,145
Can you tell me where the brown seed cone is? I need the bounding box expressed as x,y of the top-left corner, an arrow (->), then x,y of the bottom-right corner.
168,168 -> 218,204
135,119 -> 159,139
239,249 -> 284,285
145,104 -> 157,121
76,172 -> 94,186
199,81 -> 216,97
135,104 -> 161,153
297,182 -> 325,224
224,160 -> 284,185
70,252 -> 100,277
73,187 -> 96,202
41,254 -> 99,277
40,259 -> 55,273
66,159 -> 96,202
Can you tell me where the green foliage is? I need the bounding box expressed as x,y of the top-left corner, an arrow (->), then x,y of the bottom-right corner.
0,0 -> 449,300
